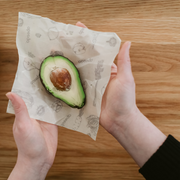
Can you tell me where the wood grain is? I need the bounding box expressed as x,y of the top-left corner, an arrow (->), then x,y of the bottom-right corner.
1,0 -> 180,179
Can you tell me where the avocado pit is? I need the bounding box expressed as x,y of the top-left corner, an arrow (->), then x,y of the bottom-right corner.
50,67 -> 71,91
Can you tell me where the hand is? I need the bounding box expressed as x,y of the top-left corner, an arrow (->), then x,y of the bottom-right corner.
6,92 -> 58,180
100,41 -> 138,133
76,22 -> 138,134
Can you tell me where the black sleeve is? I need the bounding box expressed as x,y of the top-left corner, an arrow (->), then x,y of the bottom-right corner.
139,135 -> 180,180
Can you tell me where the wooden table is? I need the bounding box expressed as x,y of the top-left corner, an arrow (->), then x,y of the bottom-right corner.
1,0 -> 180,179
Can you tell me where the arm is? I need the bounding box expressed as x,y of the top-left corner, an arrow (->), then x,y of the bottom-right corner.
110,107 -> 166,167
75,22 -> 167,167
99,41 -> 166,167
8,159 -> 50,180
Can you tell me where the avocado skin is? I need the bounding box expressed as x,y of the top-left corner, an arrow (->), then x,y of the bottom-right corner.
39,55 -> 86,109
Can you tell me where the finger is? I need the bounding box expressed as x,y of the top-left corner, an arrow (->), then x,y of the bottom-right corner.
76,21 -> 87,28
117,41 -> 133,80
6,92 -> 31,124
112,63 -> 117,68
111,63 -> 117,73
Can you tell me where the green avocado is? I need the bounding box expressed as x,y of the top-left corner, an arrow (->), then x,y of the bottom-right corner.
40,55 -> 86,109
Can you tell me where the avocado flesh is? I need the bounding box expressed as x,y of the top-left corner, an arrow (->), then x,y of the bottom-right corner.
40,55 -> 86,108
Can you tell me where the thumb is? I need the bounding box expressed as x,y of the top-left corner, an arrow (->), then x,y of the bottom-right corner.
117,41 -> 133,80
6,92 -> 31,123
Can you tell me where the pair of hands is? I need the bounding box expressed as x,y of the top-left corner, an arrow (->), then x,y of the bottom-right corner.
7,22 -> 137,179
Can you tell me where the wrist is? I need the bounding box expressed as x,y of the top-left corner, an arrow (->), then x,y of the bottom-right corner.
8,156 -> 51,180
109,106 -> 140,137
110,107 -> 166,167
17,155 -> 51,178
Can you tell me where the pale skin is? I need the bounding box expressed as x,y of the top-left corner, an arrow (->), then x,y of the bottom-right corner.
6,22 -> 166,180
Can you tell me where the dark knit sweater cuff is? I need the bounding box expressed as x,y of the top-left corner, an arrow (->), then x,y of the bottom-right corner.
139,135 -> 180,180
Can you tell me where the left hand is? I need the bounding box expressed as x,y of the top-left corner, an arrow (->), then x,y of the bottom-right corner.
6,92 -> 58,180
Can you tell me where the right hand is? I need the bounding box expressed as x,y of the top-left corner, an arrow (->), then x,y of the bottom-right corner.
100,41 -> 139,134
76,22 -> 138,134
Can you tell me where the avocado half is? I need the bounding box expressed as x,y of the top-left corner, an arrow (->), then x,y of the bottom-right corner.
40,55 -> 86,109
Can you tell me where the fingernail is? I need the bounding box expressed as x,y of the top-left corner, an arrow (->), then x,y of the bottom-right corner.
6,92 -> 13,101
127,41 -> 131,49
78,21 -> 81,24
126,42 -> 131,62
